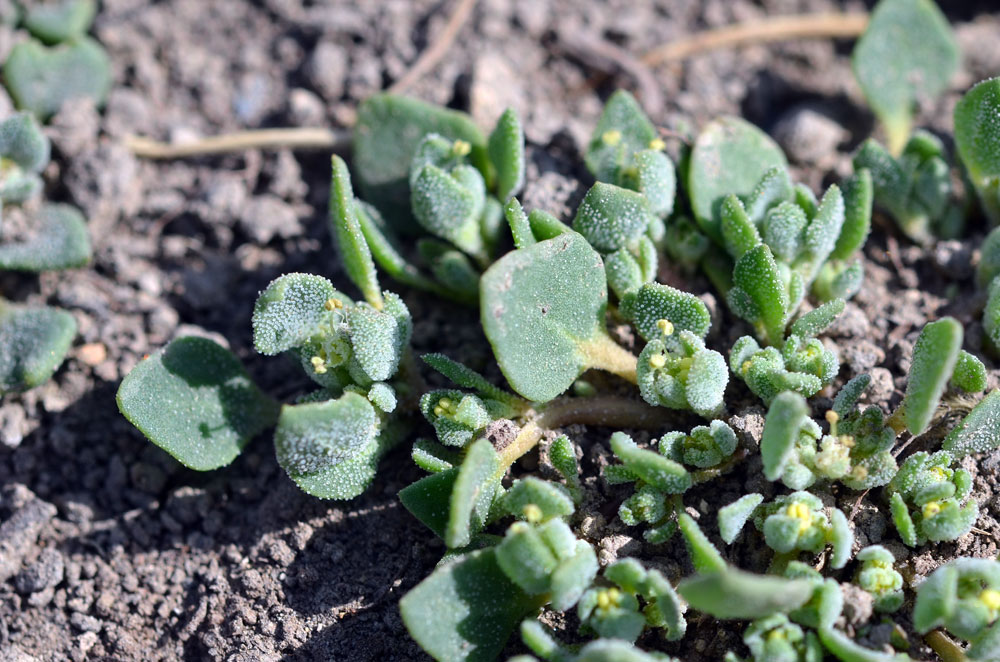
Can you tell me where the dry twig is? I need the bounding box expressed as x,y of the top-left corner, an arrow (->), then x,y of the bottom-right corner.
124,128 -> 349,160
387,0 -> 477,94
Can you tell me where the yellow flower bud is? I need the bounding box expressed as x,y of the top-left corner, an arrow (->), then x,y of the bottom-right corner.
601,130 -> 622,146
655,318 -> 674,336
648,138 -> 666,151
452,139 -> 471,156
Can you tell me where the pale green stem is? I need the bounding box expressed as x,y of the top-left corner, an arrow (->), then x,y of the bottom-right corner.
578,333 -> 638,384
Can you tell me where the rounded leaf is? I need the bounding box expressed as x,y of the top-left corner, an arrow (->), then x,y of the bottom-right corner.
688,116 -> 788,242
252,273 -> 344,356
3,37 -> 112,119
481,233 -> 608,402
573,182 -> 654,252
274,392 -> 378,475
116,336 -> 279,471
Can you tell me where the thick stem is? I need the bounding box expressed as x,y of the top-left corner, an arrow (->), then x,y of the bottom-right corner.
641,13 -> 868,66
495,395 -> 672,472
924,631 -> 968,662
578,333 -> 638,385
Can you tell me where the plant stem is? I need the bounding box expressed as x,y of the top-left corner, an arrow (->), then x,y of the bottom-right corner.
578,333 -> 638,385
641,13 -> 869,66
387,0 -> 477,94
924,630 -> 969,662
125,128 -> 350,159
495,395 -> 672,473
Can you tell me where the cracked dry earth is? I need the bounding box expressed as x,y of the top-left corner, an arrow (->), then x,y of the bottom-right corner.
1,0 -> 1000,660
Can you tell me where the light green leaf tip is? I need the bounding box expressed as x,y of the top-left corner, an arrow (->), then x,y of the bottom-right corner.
903,317 -> 962,436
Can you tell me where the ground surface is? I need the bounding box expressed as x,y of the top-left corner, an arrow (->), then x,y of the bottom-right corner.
1,0 -> 1000,660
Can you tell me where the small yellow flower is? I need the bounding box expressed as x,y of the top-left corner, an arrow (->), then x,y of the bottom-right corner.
786,502 -> 813,534
656,319 -> 674,336
648,354 -> 666,369
648,137 -> 666,151
922,501 -> 942,518
310,356 -> 328,374
324,297 -> 343,311
979,588 -> 1000,614
452,139 -> 471,156
523,504 -> 542,524
601,130 -> 622,146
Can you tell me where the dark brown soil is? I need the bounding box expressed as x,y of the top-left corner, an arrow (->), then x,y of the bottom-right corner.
1,1 -> 1000,660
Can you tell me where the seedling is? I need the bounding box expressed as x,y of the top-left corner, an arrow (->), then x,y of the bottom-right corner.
2,0 -> 111,119
348,95 -> 525,303
887,450 -> 978,546
719,491 -> 853,569
954,78 -> 1000,225
852,0 -> 959,155
119,160 -> 413,499
0,112 -> 91,393
913,558 -> 1000,660
853,133 -> 964,243
577,558 -> 686,642
855,545 -> 904,613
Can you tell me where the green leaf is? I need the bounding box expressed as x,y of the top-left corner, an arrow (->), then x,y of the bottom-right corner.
943,390 -> 1000,458
790,298 -> 845,340
677,567 -> 814,620
417,239 -> 481,303
761,391 -> 809,482
0,203 -> 91,271
288,423 -> 399,500
720,194 -> 762,260
688,116 -> 788,243
23,0 -> 96,44
619,282 -> 711,346
573,182 -> 653,253
956,78 -> 1000,224
329,156 -> 383,308
488,108 -> 525,201
400,547 -> 537,662
504,198 -> 536,250
274,391 -> 377,475
411,163 -> 486,258
0,302 -> 76,393
718,493 -> 764,544
345,292 -> 411,382
586,89 -> 658,182
252,273 -> 345,356
0,112 -> 49,173
829,507 -> 853,569
527,209 -> 573,240
728,244 -> 788,346
3,37 -> 112,119
353,94 -> 489,229
831,169 -> 874,260
481,232 -> 617,402
610,432 -> 692,494
400,468 -> 459,539
448,439 -> 502,548
978,227 -> 1000,288
677,512 -> 727,574
903,317 -> 963,436
503,477 -> 574,521
421,353 -> 521,406
952,350 -> 987,393
852,0 -> 959,155
116,336 -> 279,471
625,149 -> 676,217
412,438 -> 460,473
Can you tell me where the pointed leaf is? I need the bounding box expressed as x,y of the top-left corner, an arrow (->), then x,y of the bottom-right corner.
329,156 -> 383,307
677,567 -> 814,620
448,439 -> 502,548
903,317 -> 962,436
943,390 -> 1000,458
488,108 -> 525,201
585,89 -> 658,182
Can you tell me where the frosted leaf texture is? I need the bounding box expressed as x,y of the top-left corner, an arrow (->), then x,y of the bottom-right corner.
274,392 -> 377,475
620,282 -> 710,346
481,232 -> 607,402
761,391 -> 809,482
488,108 -> 525,202
728,244 -> 788,345
956,78 -> 1000,185
400,547 -> 536,662
0,203 -> 91,271
585,89 -> 658,182
411,163 -> 486,255
0,112 -> 49,172
677,567 -> 814,620
3,38 -> 112,119
0,302 -> 76,393
943,390 -> 1000,457
688,116 -> 788,243
353,94 -> 488,227
251,273 -> 343,356
573,182 -> 653,253
116,336 -> 279,471
346,293 -> 410,382
609,432 -> 691,494
718,493 -> 764,544
24,0 -> 96,44
903,317 -> 962,436
852,0 -> 958,151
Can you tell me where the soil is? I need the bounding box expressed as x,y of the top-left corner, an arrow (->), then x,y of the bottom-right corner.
1,0 -> 1000,660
